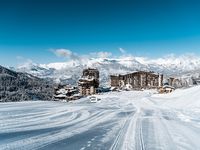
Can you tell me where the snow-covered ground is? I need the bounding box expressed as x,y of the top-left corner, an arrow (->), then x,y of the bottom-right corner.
1,86 -> 200,150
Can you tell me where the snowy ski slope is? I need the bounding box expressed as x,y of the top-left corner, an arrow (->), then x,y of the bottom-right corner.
0,86 -> 200,150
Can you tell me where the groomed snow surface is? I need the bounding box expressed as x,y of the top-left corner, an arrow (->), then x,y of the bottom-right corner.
1,86 -> 200,150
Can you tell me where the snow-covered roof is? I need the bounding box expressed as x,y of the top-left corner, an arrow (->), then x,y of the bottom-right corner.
110,87 -> 118,90
80,76 -> 95,80
73,93 -> 81,97
54,94 -> 66,98
56,89 -> 68,94
163,85 -> 175,89
79,78 -> 95,82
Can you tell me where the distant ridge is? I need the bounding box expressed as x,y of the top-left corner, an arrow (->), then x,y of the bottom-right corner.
17,55 -> 200,86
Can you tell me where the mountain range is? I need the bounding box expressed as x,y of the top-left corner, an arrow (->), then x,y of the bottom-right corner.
1,54 -> 200,101
16,54 -> 200,86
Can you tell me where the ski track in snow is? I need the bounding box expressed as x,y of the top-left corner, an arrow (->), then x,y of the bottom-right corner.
1,86 -> 200,150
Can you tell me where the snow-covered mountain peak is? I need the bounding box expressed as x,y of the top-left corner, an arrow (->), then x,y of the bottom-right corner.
16,54 -> 200,85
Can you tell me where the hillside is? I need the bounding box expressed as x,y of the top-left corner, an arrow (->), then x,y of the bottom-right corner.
0,65 -> 54,102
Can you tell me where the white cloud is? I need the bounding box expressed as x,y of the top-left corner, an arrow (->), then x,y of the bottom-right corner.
52,49 -> 72,57
52,49 -> 113,62
52,49 -> 80,61
119,48 -> 126,54
90,51 -> 112,58
51,48 -> 200,66
17,59 -> 35,71
16,56 -> 35,70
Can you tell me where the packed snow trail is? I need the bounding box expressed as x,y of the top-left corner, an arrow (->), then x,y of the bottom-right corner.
1,86 -> 200,150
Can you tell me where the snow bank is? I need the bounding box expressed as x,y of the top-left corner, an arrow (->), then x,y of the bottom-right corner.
152,85 -> 200,109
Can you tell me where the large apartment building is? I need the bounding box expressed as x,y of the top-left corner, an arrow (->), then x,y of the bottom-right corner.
110,71 -> 163,89
78,68 -> 99,95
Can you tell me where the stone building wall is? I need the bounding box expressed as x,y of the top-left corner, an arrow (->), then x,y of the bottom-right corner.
110,71 -> 163,89
78,68 -> 99,95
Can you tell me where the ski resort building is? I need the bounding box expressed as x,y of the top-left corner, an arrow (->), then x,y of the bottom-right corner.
78,68 -> 99,95
164,77 -> 182,88
110,71 -> 163,90
54,85 -> 80,101
192,77 -> 200,85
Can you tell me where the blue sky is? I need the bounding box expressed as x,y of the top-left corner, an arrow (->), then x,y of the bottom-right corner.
1,0 -> 200,66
